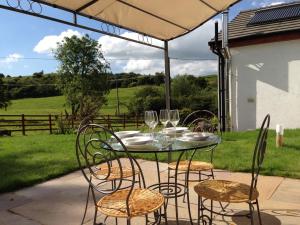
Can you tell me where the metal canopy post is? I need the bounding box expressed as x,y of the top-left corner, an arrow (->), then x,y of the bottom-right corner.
164,41 -> 171,110
211,22 -> 226,132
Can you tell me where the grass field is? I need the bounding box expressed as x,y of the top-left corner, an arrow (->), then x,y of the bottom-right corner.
0,86 -> 142,115
1,129 -> 299,193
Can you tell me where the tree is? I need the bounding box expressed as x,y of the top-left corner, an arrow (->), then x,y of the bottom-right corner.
127,86 -> 165,115
33,70 -> 44,78
0,76 -> 10,110
54,35 -> 111,119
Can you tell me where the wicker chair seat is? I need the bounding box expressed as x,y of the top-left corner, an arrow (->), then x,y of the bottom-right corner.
97,188 -> 164,218
194,180 -> 259,203
94,165 -> 140,181
168,160 -> 213,171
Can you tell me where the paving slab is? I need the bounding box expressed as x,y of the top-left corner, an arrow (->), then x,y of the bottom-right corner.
0,210 -> 41,225
0,160 -> 299,225
271,178 -> 300,204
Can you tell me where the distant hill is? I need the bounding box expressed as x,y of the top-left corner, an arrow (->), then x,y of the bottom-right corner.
0,86 -> 142,115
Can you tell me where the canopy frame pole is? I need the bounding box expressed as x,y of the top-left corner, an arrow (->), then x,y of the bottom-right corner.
164,41 -> 171,110
0,3 -> 164,50
30,0 -> 161,41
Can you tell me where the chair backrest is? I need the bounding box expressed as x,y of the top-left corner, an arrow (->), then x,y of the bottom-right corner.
183,110 -> 220,134
76,124 -> 143,199
249,114 -> 270,200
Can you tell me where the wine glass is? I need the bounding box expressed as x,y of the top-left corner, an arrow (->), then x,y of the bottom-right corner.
160,109 -> 170,132
145,111 -> 154,133
150,111 -> 158,138
170,109 -> 180,138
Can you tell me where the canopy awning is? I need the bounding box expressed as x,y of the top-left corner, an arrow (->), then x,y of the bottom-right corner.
41,0 -> 239,41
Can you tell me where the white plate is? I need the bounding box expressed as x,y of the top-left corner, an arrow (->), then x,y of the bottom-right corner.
163,127 -> 188,134
126,144 -> 158,151
177,137 -> 207,143
114,131 -> 140,139
122,136 -> 153,145
182,132 -> 213,141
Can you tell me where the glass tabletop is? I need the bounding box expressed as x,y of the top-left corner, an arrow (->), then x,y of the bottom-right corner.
107,132 -> 221,153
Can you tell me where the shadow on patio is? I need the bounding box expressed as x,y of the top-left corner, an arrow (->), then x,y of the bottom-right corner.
0,160 -> 299,225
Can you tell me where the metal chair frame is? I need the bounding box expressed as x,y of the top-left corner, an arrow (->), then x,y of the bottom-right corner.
169,110 -> 221,202
196,114 -> 271,225
76,124 -> 162,225
77,119 -> 142,225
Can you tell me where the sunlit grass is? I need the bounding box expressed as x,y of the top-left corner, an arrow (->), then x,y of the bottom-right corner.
0,86 -> 142,115
1,129 -> 299,193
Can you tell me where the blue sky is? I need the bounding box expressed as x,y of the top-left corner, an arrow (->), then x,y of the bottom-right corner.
0,0 -> 293,76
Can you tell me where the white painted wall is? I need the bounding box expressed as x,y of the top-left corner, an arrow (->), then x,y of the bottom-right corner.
230,39 -> 300,130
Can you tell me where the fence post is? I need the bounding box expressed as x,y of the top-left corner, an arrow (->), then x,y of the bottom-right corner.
21,114 -> 25,135
123,113 -> 126,129
136,115 -> 139,128
49,114 -> 52,134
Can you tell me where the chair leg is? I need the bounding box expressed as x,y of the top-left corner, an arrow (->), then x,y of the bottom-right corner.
138,173 -> 142,188
93,207 -> 98,225
186,183 -> 193,225
248,203 -> 254,225
197,196 -> 201,225
256,200 -> 263,225
197,172 -> 202,225
183,172 -> 188,203
210,168 -> 215,179
211,169 -> 225,212
81,185 -> 91,225
163,201 -> 169,225
153,210 -> 162,225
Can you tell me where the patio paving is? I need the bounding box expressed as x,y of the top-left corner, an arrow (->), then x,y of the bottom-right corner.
0,159 -> 299,225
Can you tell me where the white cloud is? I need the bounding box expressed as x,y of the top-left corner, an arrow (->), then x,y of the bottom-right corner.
33,29 -> 82,54
33,19 -> 218,76
120,59 -> 218,76
123,60 -> 163,74
98,19 -> 218,76
251,0 -> 290,7
171,60 -> 217,76
0,53 -> 23,67
99,32 -> 163,60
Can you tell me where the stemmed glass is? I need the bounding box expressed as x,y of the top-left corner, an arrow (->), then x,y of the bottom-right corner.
145,111 -> 153,133
145,111 -> 158,138
170,109 -> 180,138
159,109 -> 170,132
150,111 -> 158,138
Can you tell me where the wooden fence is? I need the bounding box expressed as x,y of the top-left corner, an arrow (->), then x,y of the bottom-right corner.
0,114 -> 143,135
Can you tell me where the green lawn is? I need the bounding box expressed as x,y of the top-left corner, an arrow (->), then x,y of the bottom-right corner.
1,129 -> 299,193
0,86 -> 141,115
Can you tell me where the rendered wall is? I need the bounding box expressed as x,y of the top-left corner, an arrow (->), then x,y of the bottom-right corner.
230,39 -> 300,130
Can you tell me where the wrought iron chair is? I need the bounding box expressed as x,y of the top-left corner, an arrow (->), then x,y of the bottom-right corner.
194,114 -> 270,225
168,110 -> 220,201
77,118 -> 142,224
76,124 -> 164,225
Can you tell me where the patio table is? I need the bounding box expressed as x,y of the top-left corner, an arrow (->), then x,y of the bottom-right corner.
108,132 -> 220,225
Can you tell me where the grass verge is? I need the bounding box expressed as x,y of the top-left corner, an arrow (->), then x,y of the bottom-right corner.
1,129 -> 299,193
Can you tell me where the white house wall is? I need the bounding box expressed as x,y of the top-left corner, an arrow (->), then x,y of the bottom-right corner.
230,39 -> 300,130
